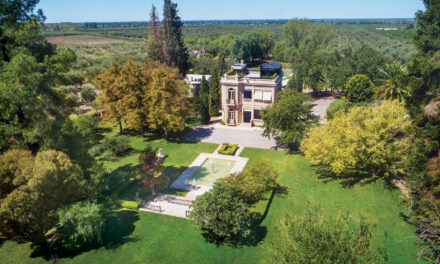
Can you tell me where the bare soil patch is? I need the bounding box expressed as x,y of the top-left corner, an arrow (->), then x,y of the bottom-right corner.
45,35 -> 125,45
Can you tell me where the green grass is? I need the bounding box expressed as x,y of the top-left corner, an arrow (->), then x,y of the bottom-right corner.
0,146 -> 426,263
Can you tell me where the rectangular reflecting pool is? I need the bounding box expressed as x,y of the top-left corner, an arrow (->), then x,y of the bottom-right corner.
186,158 -> 236,187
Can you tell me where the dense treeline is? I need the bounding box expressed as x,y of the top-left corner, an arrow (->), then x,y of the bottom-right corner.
43,19 -> 417,87
0,0 -> 106,251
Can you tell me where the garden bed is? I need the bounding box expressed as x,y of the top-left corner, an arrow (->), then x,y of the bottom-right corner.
218,143 -> 238,156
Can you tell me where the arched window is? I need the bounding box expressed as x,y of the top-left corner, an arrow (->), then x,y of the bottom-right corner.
228,88 -> 235,100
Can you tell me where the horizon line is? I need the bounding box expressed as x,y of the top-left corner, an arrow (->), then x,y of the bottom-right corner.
44,17 -> 415,24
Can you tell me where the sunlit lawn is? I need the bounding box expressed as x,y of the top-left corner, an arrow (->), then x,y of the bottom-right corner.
0,142 -> 426,263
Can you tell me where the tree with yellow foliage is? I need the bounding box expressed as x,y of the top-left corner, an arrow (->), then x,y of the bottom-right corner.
301,100 -> 411,178
95,60 -> 189,136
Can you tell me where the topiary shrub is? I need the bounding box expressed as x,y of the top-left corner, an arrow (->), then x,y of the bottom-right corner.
218,143 -> 238,155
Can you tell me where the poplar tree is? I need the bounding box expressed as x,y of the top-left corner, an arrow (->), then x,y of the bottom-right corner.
162,0 -> 189,75
209,54 -> 225,116
146,5 -> 167,62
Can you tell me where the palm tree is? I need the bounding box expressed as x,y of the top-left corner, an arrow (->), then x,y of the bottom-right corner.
374,62 -> 409,102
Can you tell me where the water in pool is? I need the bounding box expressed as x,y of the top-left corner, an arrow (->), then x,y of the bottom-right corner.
186,158 -> 236,187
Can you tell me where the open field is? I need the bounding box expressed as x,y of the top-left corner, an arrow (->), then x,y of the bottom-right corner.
45,35 -> 125,45
0,137 -> 426,263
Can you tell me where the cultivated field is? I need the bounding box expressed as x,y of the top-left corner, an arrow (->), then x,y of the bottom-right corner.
45,34 -> 125,45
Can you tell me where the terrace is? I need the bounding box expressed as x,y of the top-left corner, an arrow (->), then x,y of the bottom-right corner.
226,61 -> 282,80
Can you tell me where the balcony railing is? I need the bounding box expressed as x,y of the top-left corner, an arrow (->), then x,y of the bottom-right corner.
226,99 -> 236,105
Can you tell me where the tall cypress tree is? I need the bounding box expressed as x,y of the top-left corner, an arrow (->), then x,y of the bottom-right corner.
162,0 -> 189,76
209,54 -> 225,116
199,76 -> 211,124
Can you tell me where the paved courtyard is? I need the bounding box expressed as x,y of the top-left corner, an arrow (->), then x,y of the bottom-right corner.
185,124 -> 279,150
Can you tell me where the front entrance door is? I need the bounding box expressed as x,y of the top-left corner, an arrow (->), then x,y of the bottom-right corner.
243,111 -> 252,123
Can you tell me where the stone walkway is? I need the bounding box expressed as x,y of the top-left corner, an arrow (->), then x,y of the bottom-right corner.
139,194 -> 192,218
140,146 -> 248,218
311,96 -> 335,124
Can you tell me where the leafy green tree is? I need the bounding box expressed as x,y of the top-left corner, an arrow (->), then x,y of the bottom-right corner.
198,75 -> 211,124
191,56 -> 215,75
262,89 -> 318,149
73,115 -> 101,144
207,34 -> 234,57
344,74 -> 374,104
229,31 -> 266,62
57,201 -> 105,251
0,150 -> 100,244
291,47 -> 328,93
209,54 -> 225,116
221,160 -> 278,204
189,182 -> 255,244
0,0 -> 77,154
327,48 -> 388,91
266,207 -> 386,264
229,35 -> 251,62
404,1 -> 440,261
0,149 -> 34,199
162,0 -> 190,75
80,86 -> 97,103
414,0 -> 440,55
301,100 -> 411,178
98,135 -> 131,159
254,27 -> 276,57
0,0 -> 45,63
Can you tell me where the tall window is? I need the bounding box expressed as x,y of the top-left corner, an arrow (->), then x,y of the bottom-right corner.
254,110 -> 261,120
228,88 -> 235,100
244,90 -> 252,99
228,109 -> 235,121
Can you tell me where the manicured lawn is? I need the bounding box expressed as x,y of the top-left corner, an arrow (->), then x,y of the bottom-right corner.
0,147 -> 426,263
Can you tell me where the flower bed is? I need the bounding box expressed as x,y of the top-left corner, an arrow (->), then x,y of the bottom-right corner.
218,143 -> 238,156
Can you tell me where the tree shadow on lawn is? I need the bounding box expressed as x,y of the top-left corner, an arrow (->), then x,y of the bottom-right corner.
122,122 -> 204,145
31,209 -> 140,261
118,165 -> 189,202
201,218 -> 268,248
313,165 -> 399,190
104,164 -> 138,191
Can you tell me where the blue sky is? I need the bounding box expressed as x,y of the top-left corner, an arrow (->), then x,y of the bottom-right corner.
37,0 -> 425,23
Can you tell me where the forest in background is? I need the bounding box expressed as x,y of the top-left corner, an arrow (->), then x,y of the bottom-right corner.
43,19 -> 417,84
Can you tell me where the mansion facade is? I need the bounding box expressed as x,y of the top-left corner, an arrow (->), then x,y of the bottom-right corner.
220,61 -> 283,126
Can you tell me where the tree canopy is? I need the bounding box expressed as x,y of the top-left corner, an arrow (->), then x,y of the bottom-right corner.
189,182 -> 255,244
301,100 -> 411,178
262,89 -> 318,149
0,150 -> 101,243
267,207 -> 386,264
344,74 -> 374,104
95,60 -> 189,135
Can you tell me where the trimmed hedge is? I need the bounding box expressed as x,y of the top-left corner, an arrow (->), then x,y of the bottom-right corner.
121,200 -> 139,210
218,143 -> 238,155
